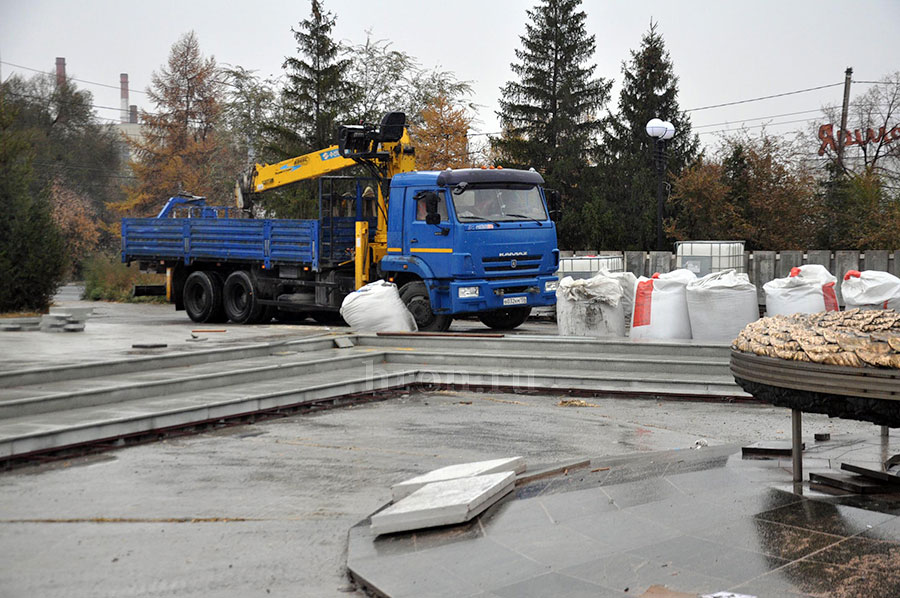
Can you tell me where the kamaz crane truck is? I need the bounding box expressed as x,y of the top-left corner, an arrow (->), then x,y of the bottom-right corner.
122,112 -> 559,331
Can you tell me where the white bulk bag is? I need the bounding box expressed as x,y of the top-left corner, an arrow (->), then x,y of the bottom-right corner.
556,274 -> 625,337
686,269 -> 759,342
842,270 -> 900,310
598,267 -> 637,329
763,264 -> 838,316
340,280 -> 418,332
630,269 -> 696,340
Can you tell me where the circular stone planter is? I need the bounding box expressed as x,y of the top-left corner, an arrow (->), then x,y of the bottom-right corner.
731,350 -> 900,427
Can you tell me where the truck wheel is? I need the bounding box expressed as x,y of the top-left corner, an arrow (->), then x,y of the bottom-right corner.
478,306 -> 531,330
183,271 -> 225,323
400,281 -> 452,332
223,270 -> 263,324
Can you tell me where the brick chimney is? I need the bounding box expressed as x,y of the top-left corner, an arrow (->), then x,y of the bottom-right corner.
129,105 -> 138,124
120,73 -> 129,123
55,57 -> 66,86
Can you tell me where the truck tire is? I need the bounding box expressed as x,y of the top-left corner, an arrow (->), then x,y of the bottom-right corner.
400,281 -> 452,332
223,270 -> 263,324
183,271 -> 225,323
478,306 -> 531,330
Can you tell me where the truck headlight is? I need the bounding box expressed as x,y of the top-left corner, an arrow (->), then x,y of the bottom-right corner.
545,280 -> 559,292
458,286 -> 480,298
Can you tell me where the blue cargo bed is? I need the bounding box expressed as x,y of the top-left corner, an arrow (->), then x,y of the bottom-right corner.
122,217 -> 321,270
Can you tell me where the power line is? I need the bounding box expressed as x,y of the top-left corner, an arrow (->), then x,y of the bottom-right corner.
685,82 -> 844,112
4,89 -> 212,126
693,109 -> 823,129
1,60 -> 149,95
31,160 -> 137,179
696,117 -> 819,136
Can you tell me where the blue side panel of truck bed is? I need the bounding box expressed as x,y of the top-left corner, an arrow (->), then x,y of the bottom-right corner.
122,217 -> 319,270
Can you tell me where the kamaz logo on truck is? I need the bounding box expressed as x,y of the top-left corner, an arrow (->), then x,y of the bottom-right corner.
499,252 -> 527,257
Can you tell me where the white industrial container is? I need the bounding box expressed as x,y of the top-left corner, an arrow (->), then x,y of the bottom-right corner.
675,241 -> 745,277
557,255 -> 625,279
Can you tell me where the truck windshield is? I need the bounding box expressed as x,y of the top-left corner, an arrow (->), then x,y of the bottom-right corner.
452,185 -> 547,223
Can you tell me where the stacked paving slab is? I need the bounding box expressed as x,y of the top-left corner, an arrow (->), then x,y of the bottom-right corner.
371,457 -> 525,535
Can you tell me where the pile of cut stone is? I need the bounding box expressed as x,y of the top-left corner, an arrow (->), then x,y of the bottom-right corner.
370,457 -> 525,535
40,306 -> 92,333
733,308 -> 900,368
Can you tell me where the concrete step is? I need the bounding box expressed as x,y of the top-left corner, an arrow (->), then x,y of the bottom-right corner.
0,363 -> 419,459
383,350 -> 730,377
0,349 -> 388,419
359,334 -> 732,360
0,333 -> 343,388
410,364 -> 745,398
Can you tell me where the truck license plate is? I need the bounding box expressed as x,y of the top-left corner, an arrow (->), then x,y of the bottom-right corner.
503,296 -> 527,306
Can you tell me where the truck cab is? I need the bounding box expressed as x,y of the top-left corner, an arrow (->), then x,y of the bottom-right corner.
380,167 -> 559,331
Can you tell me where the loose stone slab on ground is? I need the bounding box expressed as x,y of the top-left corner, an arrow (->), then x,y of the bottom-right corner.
371,471 -> 516,535
390,456 -> 525,500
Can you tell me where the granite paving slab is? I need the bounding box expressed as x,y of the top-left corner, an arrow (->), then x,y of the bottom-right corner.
371,471 -> 516,535
391,456 -> 525,500
348,440 -> 900,598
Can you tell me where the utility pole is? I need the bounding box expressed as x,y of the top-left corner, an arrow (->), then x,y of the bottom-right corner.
837,67 -> 853,171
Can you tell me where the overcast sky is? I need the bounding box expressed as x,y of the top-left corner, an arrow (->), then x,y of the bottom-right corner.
2,0 -> 898,155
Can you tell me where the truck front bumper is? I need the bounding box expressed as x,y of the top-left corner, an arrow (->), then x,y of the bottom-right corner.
445,275 -> 558,315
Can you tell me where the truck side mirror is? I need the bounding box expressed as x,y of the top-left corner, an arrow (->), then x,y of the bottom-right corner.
414,190 -> 442,226
546,189 -> 561,222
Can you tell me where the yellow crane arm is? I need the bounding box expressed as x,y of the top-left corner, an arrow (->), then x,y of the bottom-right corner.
237,146 -> 357,205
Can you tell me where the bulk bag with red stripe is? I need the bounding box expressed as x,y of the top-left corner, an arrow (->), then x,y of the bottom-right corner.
763,264 -> 838,316
686,269 -> 759,342
630,269 -> 696,340
842,270 -> 900,310
556,274 -> 625,337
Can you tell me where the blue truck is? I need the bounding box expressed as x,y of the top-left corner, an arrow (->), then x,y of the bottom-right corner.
122,113 -> 559,331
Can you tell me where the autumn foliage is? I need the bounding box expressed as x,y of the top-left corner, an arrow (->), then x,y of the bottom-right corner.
667,134 -> 820,250
49,180 -> 101,275
119,31 -> 240,217
411,95 -> 472,170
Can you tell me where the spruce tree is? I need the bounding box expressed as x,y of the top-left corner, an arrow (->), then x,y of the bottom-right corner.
590,21 -> 698,250
494,0 -> 611,248
278,0 -> 350,154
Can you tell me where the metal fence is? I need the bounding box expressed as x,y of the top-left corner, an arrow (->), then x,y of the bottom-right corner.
560,250 -> 900,305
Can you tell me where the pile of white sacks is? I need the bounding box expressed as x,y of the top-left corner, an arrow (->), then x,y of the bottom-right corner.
557,267 -> 760,341
557,264 -> 900,341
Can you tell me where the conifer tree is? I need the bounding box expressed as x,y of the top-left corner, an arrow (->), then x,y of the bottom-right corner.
276,0 -> 350,155
589,21 -> 698,250
494,0 -> 611,248
121,31 -> 239,216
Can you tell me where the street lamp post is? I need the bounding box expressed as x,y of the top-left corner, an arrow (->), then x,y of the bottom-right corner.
646,118 -> 675,251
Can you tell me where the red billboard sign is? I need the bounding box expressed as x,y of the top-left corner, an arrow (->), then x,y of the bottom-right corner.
817,123 -> 900,156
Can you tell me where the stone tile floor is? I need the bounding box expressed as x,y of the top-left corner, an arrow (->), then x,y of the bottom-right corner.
348,435 -> 900,597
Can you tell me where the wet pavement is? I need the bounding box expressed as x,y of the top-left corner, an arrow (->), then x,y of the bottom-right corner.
348,433 -> 900,598
1,388 -> 887,597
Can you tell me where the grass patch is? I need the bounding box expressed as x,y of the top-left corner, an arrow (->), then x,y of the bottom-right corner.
82,254 -> 166,303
